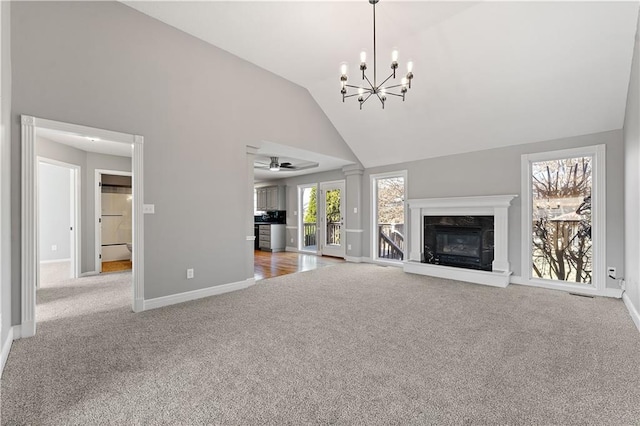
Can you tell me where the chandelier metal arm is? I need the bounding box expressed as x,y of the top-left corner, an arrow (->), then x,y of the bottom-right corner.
363,74 -> 375,91
343,92 -> 367,99
339,0 -> 413,109
378,73 -> 395,88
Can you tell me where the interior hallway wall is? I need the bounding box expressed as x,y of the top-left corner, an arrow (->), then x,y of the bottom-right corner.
38,162 -> 72,262
623,9 -> 640,323
1,0 -> 12,350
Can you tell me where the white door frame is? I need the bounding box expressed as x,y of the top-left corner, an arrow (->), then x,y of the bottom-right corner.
319,180 -> 346,258
21,115 -> 145,338
520,144 -> 606,296
37,157 -> 81,282
95,169 -> 133,274
370,170 -> 407,264
298,183 -> 319,254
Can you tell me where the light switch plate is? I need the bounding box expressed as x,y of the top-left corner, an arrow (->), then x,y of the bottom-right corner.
143,204 -> 155,214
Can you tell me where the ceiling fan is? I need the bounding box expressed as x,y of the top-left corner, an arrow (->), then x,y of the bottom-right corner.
254,156 -> 318,172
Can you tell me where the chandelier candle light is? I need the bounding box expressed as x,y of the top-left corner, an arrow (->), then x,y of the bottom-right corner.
340,0 -> 414,109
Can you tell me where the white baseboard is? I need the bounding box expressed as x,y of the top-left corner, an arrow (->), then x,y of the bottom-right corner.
345,256 -> 362,263
604,287 -> 624,298
285,246 -> 300,253
80,271 -> 99,277
39,258 -> 71,264
133,298 -> 144,313
623,292 -> 640,332
143,278 -> 256,311
510,275 -> 623,298
1,327 -> 14,375
19,321 -> 35,338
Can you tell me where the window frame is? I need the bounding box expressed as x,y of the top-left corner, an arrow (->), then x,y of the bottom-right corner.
370,170 -> 408,265
520,144 -> 606,295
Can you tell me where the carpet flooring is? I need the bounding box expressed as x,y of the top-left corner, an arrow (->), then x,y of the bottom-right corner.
2,263 -> 640,424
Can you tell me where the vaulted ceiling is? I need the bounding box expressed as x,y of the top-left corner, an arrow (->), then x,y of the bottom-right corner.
124,1 -> 639,168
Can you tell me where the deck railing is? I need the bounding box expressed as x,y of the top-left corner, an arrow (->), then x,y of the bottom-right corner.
303,222 -> 317,247
327,222 -> 341,245
378,223 -> 404,260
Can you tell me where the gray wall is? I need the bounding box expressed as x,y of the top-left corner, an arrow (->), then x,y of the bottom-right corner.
1,0 -> 12,348
624,11 -> 640,315
36,137 -> 131,273
11,0 -> 357,323
38,162 -> 72,261
362,129 -> 625,289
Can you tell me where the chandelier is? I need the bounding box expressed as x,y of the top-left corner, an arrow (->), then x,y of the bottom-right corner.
340,0 -> 414,109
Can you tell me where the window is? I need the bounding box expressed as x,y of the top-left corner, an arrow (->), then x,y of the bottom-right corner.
522,145 -> 605,293
371,171 -> 407,262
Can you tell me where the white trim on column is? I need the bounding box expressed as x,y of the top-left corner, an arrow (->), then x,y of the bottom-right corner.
520,145 -> 606,296
21,115 -> 145,335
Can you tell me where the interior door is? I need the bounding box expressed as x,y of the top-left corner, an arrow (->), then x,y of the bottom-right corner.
319,181 -> 345,258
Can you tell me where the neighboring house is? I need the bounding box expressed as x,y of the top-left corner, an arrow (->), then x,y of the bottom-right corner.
0,0 -> 638,376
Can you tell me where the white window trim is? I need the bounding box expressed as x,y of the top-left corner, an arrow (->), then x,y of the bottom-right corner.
370,170 -> 408,265
520,144 -> 606,295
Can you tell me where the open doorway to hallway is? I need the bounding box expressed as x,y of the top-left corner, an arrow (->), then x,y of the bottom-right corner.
22,115 -> 144,338
38,159 -> 79,287
97,172 -> 132,274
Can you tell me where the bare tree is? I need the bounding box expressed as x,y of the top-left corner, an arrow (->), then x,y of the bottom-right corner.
531,157 -> 592,283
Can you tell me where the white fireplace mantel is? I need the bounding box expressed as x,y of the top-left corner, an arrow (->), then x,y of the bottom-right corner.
404,194 -> 517,288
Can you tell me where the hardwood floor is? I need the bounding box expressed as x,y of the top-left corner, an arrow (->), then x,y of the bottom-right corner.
254,250 -> 344,280
102,260 -> 132,273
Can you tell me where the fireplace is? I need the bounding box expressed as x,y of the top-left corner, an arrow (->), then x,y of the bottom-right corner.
424,216 -> 494,271
405,195 -> 516,288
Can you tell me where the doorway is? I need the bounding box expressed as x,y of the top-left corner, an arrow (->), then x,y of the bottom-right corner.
371,171 -> 406,262
21,115 -> 145,338
37,158 -> 80,286
96,171 -> 133,274
298,184 -> 318,253
319,181 -> 345,258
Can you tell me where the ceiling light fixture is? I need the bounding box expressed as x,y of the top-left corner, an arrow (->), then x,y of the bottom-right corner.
340,0 -> 414,110
269,157 -> 280,171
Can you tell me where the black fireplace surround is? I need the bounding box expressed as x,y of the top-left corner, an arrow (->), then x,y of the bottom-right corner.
423,216 -> 494,271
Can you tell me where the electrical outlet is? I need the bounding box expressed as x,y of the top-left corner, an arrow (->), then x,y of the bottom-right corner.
348,244 -> 352,250
290,238 -> 294,243
51,245 -> 57,251
186,268 -> 194,279
607,266 -> 616,279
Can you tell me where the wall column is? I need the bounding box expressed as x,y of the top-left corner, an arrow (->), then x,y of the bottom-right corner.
246,145 -> 259,279
343,164 -> 364,262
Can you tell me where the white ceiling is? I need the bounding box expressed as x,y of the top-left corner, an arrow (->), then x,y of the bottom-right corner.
38,128 -> 133,158
254,140 -> 354,182
124,1 -> 638,168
